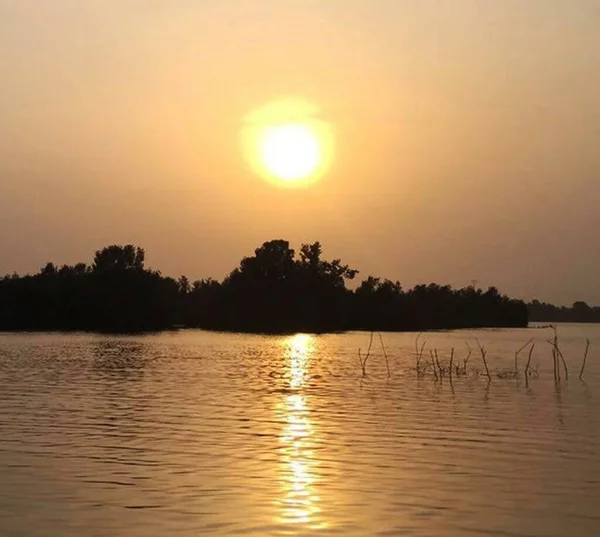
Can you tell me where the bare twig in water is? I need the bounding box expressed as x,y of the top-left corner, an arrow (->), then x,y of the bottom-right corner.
415,334 -> 427,375
525,343 -> 535,386
358,331 -> 374,377
476,340 -> 491,381
548,327 -> 568,381
548,327 -> 559,382
378,332 -> 391,378
556,345 -> 569,381
463,342 -> 473,375
429,350 -> 438,380
434,349 -> 443,377
579,338 -> 591,381
415,333 -> 422,372
515,338 -> 534,374
449,348 -> 455,378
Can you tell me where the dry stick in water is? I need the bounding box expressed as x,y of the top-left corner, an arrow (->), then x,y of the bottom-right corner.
550,331 -> 558,383
419,340 -> 427,372
476,340 -> 491,381
548,328 -> 568,381
463,343 -> 473,375
554,327 -> 569,380
548,325 -> 557,382
524,343 -> 535,386
515,338 -> 534,374
415,334 -> 422,374
358,331 -> 375,377
378,332 -> 391,378
415,334 -> 427,375
449,348 -> 455,378
429,350 -> 438,380
556,345 -> 569,381
434,349 -> 443,377
357,348 -> 365,376
579,338 -> 591,380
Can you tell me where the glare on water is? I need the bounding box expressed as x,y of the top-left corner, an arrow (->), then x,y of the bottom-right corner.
277,334 -> 323,528
0,324 -> 599,536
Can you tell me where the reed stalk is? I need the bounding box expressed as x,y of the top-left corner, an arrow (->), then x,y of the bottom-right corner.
378,331 -> 390,378
515,338 -> 534,374
550,331 -> 558,383
548,327 -> 568,381
429,350 -> 438,380
556,345 -> 569,381
415,334 -> 427,375
524,343 -> 535,386
463,343 -> 473,375
434,349 -> 443,377
358,331 -> 374,377
476,340 -> 491,380
579,338 -> 590,381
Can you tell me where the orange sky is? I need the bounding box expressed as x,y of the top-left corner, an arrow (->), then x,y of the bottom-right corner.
1,1 -> 599,304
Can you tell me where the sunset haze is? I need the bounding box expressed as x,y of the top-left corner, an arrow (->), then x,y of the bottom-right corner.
1,0 -> 599,304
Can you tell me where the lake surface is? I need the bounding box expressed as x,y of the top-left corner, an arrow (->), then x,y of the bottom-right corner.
1,324 -> 599,536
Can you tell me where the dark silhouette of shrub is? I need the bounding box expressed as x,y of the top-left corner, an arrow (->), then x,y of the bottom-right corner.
0,240 -> 528,333
528,300 -> 600,323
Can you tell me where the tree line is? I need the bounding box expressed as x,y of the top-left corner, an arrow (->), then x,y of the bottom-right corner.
528,300 -> 600,324
0,240 -> 529,333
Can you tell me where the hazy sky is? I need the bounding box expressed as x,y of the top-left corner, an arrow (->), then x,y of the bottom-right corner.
1,1 -> 599,305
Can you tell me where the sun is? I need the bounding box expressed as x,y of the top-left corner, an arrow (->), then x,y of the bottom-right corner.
261,123 -> 321,182
241,97 -> 334,187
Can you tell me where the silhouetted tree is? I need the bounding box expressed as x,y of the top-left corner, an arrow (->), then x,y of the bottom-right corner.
528,299 -> 600,323
93,245 -> 145,273
0,239 -> 531,333
177,275 -> 191,295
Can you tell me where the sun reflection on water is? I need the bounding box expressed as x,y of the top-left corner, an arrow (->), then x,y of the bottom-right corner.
276,334 -> 325,529
288,333 -> 312,390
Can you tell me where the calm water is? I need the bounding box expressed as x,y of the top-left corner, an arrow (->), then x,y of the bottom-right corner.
1,324 -> 599,536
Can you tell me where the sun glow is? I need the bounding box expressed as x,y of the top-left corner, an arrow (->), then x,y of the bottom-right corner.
261,124 -> 320,182
242,97 -> 334,187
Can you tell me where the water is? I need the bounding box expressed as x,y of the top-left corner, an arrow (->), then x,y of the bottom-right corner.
0,324 -> 599,536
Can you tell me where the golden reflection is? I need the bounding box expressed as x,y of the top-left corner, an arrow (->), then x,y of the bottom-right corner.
288,333 -> 312,390
276,334 -> 326,529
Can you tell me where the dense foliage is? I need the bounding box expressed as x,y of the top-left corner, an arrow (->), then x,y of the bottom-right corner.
0,240 -> 528,333
528,300 -> 600,323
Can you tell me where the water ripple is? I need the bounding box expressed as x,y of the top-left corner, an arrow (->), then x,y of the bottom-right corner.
0,327 -> 599,536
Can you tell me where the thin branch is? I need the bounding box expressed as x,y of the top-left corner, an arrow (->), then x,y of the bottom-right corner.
367,330 -> 374,356
415,333 -> 421,371
357,331 -> 375,377
476,339 -> 491,380
378,331 -> 390,378
515,338 -> 534,373
434,349 -> 442,376
579,338 -> 591,381
415,334 -> 427,375
548,327 -> 568,381
463,342 -> 473,375
429,350 -> 438,380
556,345 -> 569,381
525,343 -> 535,386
